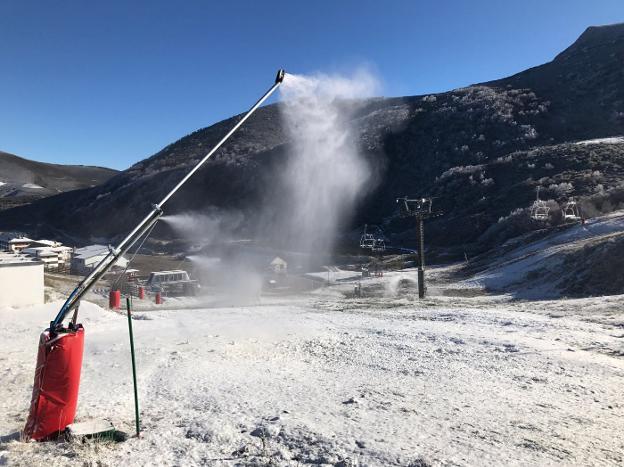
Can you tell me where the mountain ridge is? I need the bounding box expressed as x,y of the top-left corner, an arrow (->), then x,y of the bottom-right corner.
0,150 -> 118,211
1,24 -> 623,255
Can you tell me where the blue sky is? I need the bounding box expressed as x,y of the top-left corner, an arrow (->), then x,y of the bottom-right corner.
1,1 -> 623,170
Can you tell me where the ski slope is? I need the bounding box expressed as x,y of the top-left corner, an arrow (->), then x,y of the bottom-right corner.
466,211 -> 624,297
1,275 -> 623,466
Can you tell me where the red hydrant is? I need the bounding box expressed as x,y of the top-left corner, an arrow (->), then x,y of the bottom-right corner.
155,292 -> 162,305
138,286 -> 145,300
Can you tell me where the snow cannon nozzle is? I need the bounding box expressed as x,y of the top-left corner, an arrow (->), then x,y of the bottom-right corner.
275,69 -> 286,84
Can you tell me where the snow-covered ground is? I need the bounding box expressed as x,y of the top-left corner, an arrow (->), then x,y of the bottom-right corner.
574,136 -> 624,146
1,268 -> 623,466
466,211 -> 624,297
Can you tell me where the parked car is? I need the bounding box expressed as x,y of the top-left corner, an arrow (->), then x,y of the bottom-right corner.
146,270 -> 199,296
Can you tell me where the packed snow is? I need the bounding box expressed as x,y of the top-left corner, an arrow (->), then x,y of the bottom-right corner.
21,183 -> 44,189
574,136 -> 624,146
466,211 -> 624,297
1,267 -> 623,466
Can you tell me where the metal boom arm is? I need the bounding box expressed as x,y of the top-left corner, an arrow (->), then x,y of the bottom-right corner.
51,69 -> 286,329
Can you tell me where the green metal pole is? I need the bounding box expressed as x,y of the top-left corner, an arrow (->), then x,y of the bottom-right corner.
126,297 -> 140,437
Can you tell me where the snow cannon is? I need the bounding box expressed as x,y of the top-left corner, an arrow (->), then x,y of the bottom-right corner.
275,69 -> 285,84
23,69 -> 287,441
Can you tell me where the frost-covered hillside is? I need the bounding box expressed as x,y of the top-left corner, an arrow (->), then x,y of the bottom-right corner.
465,209 -> 624,298
2,24 -> 624,252
0,150 -> 117,211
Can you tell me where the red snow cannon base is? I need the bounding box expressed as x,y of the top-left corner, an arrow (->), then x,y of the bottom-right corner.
24,325 -> 85,441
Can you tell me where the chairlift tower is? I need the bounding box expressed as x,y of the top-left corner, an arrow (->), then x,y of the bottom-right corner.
396,196 -> 443,298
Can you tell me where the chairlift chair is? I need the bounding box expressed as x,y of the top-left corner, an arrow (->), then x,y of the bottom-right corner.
359,225 -> 386,252
531,201 -> 550,221
359,234 -> 376,249
359,225 -> 376,249
562,199 -> 581,221
371,238 -> 386,252
530,187 -> 550,221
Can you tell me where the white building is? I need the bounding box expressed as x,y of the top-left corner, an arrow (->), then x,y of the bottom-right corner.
1,233 -> 73,272
34,239 -> 63,248
3,237 -> 33,253
0,232 -> 26,251
71,245 -> 128,275
23,246 -> 73,271
269,256 -> 288,274
0,233 -> 63,254
0,252 -> 44,307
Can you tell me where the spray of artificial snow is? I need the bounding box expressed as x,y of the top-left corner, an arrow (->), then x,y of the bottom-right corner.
162,70 -> 379,295
186,255 -> 262,304
161,211 -> 244,244
162,213 -> 262,302
276,70 -> 379,256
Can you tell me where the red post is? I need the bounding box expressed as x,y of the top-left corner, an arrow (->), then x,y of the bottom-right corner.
155,292 -> 162,305
109,290 -> 121,309
138,286 -> 145,300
